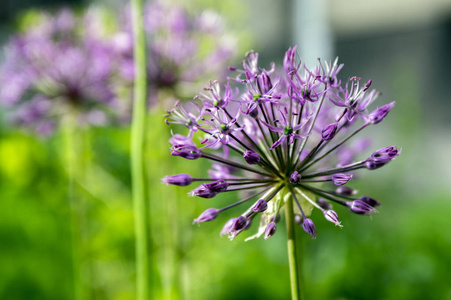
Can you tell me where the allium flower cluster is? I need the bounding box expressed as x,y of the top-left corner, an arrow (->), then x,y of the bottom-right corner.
0,9 -> 120,135
113,1 -> 236,106
164,46 -> 399,240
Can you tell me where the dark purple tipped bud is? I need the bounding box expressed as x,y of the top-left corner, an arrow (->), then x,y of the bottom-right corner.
249,106 -> 259,118
348,200 -> 379,215
363,79 -> 372,91
220,218 -> 235,235
243,219 -> 252,230
335,186 -> 357,196
162,174 -> 193,186
317,198 -> 333,210
294,214 -> 303,225
321,123 -> 338,141
243,150 -> 260,165
203,179 -> 228,192
365,160 -> 386,170
359,196 -> 381,207
332,173 -> 353,186
370,146 -> 400,163
302,218 -> 317,238
171,145 -> 201,160
368,101 -> 395,124
251,199 -> 268,212
270,213 -> 281,223
289,171 -> 301,184
264,222 -> 277,240
232,216 -> 247,231
193,208 -> 218,224
324,210 -> 342,227
190,186 -> 217,198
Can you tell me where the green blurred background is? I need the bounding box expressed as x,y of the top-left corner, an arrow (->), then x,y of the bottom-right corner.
1,0 -> 451,299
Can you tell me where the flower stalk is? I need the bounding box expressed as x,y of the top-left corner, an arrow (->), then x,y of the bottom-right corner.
130,0 -> 150,299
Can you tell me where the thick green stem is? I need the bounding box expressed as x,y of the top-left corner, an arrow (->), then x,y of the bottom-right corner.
130,0 -> 150,299
285,195 -> 301,300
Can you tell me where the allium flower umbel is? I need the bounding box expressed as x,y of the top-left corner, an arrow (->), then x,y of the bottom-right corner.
164,46 -> 399,240
0,9 -> 119,135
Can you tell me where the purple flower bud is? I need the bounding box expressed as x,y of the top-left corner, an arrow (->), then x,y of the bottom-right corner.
232,216 -> 247,231
162,174 -> 193,186
363,79 -> 372,91
220,218 -> 235,235
190,186 -> 217,198
370,146 -> 400,163
203,179 -> 228,192
317,198 -> 333,210
332,173 -> 353,186
324,210 -> 342,227
294,214 -> 303,225
365,160 -> 386,170
321,123 -> 338,141
243,219 -> 252,230
170,144 -> 201,160
243,150 -> 260,165
348,200 -> 378,215
359,196 -> 381,207
368,101 -> 395,124
193,208 -> 218,224
251,199 -> 268,212
335,186 -> 357,196
264,222 -> 277,240
302,218 -> 317,238
289,171 -> 301,184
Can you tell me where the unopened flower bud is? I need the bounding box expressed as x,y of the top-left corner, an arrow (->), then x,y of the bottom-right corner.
162,174 -> 193,186
359,196 -> 381,207
251,199 -> 268,212
324,210 -> 342,227
243,150 -> 260,165
335,186 -> 357,196
332,173 -> 352,186
363,79 -> 372,91
370,146 -> 400,163
348,200 -> 378,215
203,179 -> 228,192
289,171 -> 301,184
317,198 -> 332,210
190,186 -> 217,198
193,208 -> 218,224
264,222 -> 277,240
171,144 -> 201,160
294,214 -> 303,225
220,218 -> 235,235
321,123 -> 338,141
368,101 -> 395,124
302,218 -> 317,238
232,216 -> 247,231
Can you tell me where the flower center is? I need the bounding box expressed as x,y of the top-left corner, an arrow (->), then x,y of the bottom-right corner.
301,88 -> 310,97
253,93 -> 262,101
284,125 -> 293,135
220,123 -> 229,133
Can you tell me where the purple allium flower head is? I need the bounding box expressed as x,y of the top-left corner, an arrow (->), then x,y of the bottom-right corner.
264,222 -> 277,240
114,1 -> 236,107
243,150 -> 261,165
162,174 -> 193,186
193,208 -> 218,224
0,9 -> 119,135
164,46 -> 400,240
332,173 -> 353,186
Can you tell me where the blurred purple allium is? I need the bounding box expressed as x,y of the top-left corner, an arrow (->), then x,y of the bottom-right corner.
163,46 -> 399,240
113,1 -> 236,107
0,9 -> 119,135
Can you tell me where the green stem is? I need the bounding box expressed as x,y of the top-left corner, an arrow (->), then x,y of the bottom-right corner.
64,114 -> 87,300
131,0 -> 150,299
285,194 -> 301,300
